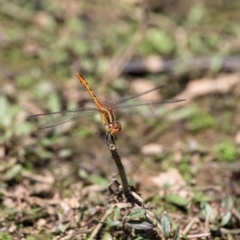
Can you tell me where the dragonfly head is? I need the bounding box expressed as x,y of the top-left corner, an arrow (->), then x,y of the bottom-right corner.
108,121 -> 122,136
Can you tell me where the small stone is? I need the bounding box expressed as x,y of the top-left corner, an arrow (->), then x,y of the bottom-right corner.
141,143 -> 163,155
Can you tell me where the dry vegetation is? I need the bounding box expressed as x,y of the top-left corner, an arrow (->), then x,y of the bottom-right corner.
0,1 -> 240,239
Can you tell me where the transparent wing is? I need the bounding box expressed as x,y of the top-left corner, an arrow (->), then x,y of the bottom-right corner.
29,107 -> 99,129
110,85 -> 165,106
108,85 -> 185,109
111,98 -> 185,110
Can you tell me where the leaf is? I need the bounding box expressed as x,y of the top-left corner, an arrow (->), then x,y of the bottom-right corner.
0,96 -> 8,120
105,220 -> 122,227
4,164 -> 22,180
222,194 -> 234,212
141,28 -> 175,55
161,213 -> 171,238
193,190 -> 212,202
15,122 -> 34,136
214,141 -> 238,162
126,221 -> 153,230
187,4 -> 205,24
78,169 -> 88,179
200,202 -> 216,223
126,208 -> 146,221
113,205 -> 122,220
0,97 -> 19,128
220,212 -> 232,227
165,194 -> 188,207
89,175 -> 108,186
47,93 -> 60,112
58,223 -> 69,233
38,150 -> 53,159
58,148 -> 72,158
173,226 -> 180,240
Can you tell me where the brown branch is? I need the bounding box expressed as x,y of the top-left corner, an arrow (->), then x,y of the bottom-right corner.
108,143 -> 131,200
107,142 -> 144,206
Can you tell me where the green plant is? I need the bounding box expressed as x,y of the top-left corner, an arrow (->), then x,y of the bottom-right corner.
214,141 -> 238,162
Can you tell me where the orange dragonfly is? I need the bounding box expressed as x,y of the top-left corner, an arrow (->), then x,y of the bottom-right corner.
30,73 -> 185,144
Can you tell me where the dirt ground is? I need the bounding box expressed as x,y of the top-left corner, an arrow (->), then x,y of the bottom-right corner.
0,1 -> 240,239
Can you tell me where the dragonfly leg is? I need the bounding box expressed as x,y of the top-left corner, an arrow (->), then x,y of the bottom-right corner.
111,135 -> 117,142
105,133 -> 110,145
105,133 -> 117,145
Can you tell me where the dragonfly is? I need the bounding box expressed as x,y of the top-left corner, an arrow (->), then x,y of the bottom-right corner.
30,73 -> 185,144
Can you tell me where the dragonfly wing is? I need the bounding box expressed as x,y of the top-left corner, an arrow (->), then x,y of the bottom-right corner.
110,85 -> 166,106
29,107 -> 99,129
111,99 -> 186,110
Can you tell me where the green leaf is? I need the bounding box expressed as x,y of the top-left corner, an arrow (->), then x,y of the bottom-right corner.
89,175 -> 108,186
127,221 -> 153,230
126,208 -> 146,221
220,212 -> 232,227
173,226 -> 180,240
222,194 -> 234,212
0,96 -> 8,120
15,122 -> 34,136
0,232 -> 13,240
4,164 -> 22,180
58,223 -> 69,233
0,97 -> 20,128
47,93 -> 60,112
113,205 -> 122,220
38,150 -> 53,159
187,4 -> 205,24
210,56 -> 223,74
165,194 -> 188,207
78,169 -> 88,179
66,18 -> 84,33
189,111 -> 217,131
105,219 -> 122,227
58,149 -> 72,158
200,202 -> 216,223
193,190 -> 211,202
161,213 -> 171,238
140,28 -> 175,55
214,141 -> 238,162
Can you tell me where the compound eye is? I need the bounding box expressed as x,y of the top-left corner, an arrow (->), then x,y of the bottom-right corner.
109,121 -> 121,135
113,122 -> 121,130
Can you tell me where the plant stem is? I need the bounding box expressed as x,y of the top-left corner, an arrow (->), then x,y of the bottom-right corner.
108,143 -> 131,200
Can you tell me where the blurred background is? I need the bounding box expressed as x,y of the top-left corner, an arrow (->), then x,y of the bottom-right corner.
0,0 -> 240,238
